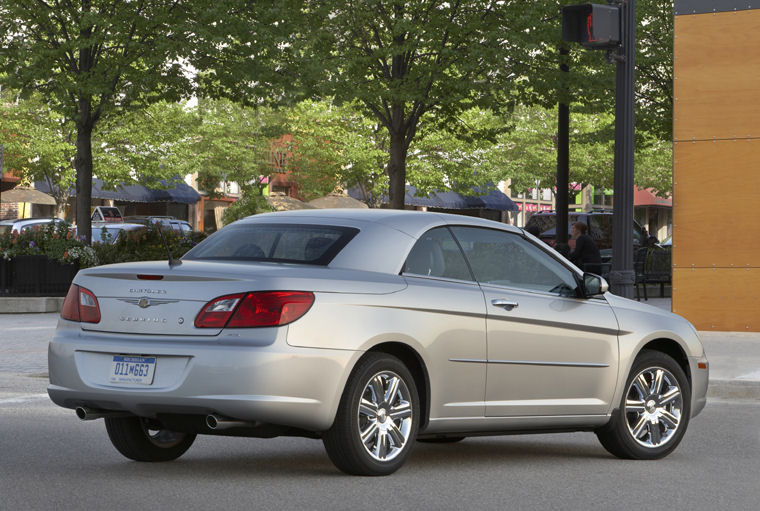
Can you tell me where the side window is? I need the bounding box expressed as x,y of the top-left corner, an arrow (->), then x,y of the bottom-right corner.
450,226 -> 579,296
589,215 -> 611,247
403,227 -> 473,281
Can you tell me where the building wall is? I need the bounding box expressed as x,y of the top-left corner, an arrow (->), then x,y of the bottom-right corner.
673,4 -> 760,331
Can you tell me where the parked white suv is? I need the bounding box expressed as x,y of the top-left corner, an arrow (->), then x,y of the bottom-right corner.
0,217 -> 67,235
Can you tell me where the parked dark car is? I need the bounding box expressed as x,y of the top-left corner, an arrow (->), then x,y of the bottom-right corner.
524,211 -> 647,256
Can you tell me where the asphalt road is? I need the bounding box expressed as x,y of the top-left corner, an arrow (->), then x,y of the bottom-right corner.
2,313 -> 759,510
1,394 -> 759,510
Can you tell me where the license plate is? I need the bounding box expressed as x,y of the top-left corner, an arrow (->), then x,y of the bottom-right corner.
109,355 -> 156,385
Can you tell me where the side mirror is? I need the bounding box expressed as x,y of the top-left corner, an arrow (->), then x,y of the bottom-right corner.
583,273 -> 609,297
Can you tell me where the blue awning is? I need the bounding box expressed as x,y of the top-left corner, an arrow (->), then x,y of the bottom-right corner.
350,185 -> 518,211
36,178 -> 201,204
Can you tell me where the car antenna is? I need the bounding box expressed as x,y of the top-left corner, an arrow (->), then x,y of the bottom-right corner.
156,222 -> 182,268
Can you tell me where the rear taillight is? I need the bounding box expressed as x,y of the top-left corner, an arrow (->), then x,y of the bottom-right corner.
61,284 -> 101,323
195,291 -> 314,328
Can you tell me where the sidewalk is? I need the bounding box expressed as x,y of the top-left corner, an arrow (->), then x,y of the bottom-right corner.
2,296 -> 759,400
632,298 -> 760,401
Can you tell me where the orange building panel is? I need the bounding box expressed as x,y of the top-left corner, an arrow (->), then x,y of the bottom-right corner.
672,139 -> 760,269
673,268 -> 760,331
674,10 -> 760,141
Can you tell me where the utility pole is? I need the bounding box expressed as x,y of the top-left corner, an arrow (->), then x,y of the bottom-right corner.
609,0 -> 636,298
562,1 -> 636,298
556,45 -> 570,252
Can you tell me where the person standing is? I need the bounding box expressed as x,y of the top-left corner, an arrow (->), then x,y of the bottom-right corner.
568,221 -> 602,273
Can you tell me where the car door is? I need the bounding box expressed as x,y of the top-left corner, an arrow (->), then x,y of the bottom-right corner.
449,226 -> 620,418
401,226 -> 488,420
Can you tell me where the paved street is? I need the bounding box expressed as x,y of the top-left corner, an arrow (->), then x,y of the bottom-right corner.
2,311 -> 760,510
2,394 -> 760,510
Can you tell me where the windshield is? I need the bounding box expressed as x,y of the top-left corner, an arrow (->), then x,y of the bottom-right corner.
92,227 -> 125,244
183,223 -> 359,265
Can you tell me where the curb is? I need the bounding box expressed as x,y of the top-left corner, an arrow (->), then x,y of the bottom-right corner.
708,379 -> 760,401
0,297 -> 64,314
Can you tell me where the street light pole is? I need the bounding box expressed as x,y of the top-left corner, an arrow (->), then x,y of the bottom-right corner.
609,0 -> 636,298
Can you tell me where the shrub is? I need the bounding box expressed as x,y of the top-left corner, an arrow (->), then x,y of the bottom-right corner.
0,222 -> 98,267
91,224 -> 206,266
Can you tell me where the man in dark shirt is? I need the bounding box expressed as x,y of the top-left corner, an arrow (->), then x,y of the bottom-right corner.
568,221 -> 602,273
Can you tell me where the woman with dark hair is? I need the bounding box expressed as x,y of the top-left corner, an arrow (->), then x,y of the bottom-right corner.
568,221 -> 602,273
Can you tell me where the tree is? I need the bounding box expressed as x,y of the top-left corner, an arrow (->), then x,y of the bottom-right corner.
93,100 -> 195,189
0,0 -> 211,241
284,100 -> 506,205
285,0 -> 515,209
180,98 -> 286,223
285,100 -> 389,202
488,104 -> 671,197
0,89 -> 76,218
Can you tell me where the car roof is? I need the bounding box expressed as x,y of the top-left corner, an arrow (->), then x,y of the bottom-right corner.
92,222 -> 145,229
0,217 -> 63,226
229,209 -> 522,274
237,208 -> 521,237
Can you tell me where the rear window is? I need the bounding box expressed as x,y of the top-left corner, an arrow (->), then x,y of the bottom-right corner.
183,223 -> 359,265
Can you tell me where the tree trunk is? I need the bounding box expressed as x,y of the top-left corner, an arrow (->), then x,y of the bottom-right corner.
387,130 -> 407,210
75,120 -> 94,245
54,200 -> 68,220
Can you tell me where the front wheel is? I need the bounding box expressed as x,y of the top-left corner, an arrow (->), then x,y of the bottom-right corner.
596,350 -> 691,459
323,353 -> 419,476
105,416 -> 196,462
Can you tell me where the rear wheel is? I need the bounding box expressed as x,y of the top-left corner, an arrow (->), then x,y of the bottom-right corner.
323,353 -> 419,476
597,350 -> 690,459
105,416 -> 196,462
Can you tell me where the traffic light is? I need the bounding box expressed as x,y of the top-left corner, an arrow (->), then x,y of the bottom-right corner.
562,4 -> 620,49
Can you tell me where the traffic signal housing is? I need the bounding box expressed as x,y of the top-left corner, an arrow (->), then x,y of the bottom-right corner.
562,4 -> 620,49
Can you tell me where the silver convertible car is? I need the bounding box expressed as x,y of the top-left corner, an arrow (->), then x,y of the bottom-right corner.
48,209 -> 709,475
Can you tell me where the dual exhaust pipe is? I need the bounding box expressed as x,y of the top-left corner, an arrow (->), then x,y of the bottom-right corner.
205,414 -> 255,431
75,407 -> 253,431
75,407 -> 129,421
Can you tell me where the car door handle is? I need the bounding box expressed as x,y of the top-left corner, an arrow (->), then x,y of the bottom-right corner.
491,299 -> 519,311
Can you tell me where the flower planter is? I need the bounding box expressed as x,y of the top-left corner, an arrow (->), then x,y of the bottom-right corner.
2,255 -> 79,296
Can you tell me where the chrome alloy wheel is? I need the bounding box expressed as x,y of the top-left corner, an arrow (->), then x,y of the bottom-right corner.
625,366 -> 683,448
357,371 -> 413,462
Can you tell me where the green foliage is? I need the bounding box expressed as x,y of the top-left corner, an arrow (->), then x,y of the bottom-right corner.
0,0 -> 227,240
93,101 -> 195,189
489,104 -> 672,196
221,188 -> 274,225
0,1 -> 202,124
0,223 -> 97,267
504,0 -> 674,141
177,98 -> 287,199
0,90 -> 76,214
91,224 -> 206,266
407,108 -> 506,196
285,100 -> 388,202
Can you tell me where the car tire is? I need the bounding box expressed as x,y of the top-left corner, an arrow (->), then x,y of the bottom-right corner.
105,416 -> 196,462
323,353 -> 419,476
596,350 -> 691,460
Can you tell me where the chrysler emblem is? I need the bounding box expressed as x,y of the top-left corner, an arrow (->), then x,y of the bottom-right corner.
118,297 -> 179,308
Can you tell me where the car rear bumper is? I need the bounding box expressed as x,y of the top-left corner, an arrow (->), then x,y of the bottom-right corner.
47,322 -> 359,432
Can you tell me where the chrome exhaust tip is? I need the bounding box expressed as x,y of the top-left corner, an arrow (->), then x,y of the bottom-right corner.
205,414 -> 252,430
75,407 -> 128,421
